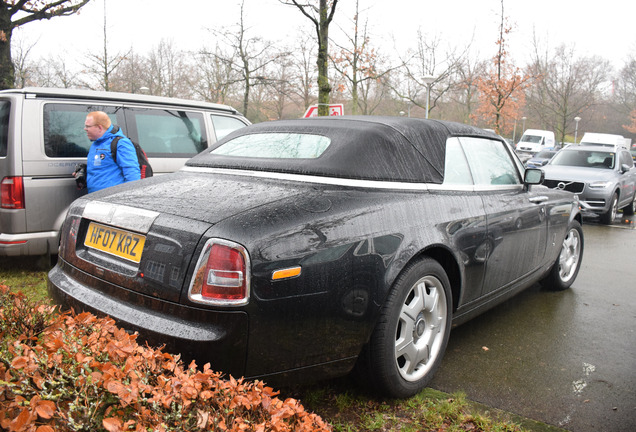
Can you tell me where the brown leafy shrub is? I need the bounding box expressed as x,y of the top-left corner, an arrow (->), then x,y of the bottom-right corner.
0,285 -> 332,431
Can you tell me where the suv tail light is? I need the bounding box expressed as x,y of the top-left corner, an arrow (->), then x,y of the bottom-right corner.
188,239 -> 250,306
1,177 -> 25,209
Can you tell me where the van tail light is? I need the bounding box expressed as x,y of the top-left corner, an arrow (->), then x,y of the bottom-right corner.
1,177 -> 25,209
188,239 -> 250,306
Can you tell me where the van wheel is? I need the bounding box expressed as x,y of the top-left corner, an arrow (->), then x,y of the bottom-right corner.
356,258 -> 452,398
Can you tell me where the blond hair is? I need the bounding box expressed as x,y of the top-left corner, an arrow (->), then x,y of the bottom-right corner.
87,111 -> 112,129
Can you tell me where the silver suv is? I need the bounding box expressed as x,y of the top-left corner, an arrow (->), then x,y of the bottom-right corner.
0,88 -> 249,261
541,144 -> 636,224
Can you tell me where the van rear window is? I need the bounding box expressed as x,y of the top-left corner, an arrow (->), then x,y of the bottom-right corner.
0,101 -> 9,157
44,104 -> 120,158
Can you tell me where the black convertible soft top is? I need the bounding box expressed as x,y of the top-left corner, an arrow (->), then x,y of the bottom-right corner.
187,116 -> 497,184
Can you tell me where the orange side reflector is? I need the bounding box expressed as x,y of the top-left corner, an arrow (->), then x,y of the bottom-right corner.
272,266 -> 301,280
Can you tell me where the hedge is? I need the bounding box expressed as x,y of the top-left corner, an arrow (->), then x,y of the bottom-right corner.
0,285 -> 331,431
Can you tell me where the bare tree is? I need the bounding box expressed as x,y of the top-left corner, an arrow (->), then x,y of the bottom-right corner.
526,44 -> 612,144
246,65 -> 271,122
281,0 -> 338,116
447,53 -> 488,124
331,0 -> 389,115
109,50 -> 149,94
616,52 -> 636,112
10,32 -> 80,88
81,0 -> 129,91
11,34 -> 36,87
262,56 -> 297,119
0,0 -> 91,89
145,39 -> 191,98
212,0 -> 289,119
288,34 -> 317,112
357,72 -> 391,115
393,30 -> 469,118
32,55 -> 79,88
289,35 -> 318,112
193,43 -> 240,104
615,51 -> 636,136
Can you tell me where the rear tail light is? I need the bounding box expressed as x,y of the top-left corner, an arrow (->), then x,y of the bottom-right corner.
1,177 -> 25,209
188,238 -> 250,306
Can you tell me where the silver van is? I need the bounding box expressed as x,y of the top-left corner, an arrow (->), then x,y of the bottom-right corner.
0,87 -> 249,261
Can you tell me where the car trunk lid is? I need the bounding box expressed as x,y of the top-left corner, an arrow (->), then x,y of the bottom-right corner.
59,170 -> 306,303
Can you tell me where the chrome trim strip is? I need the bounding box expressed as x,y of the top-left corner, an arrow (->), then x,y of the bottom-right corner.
181,166 -> 431,190
83,201 -> 160,233
182,166 -> 525,192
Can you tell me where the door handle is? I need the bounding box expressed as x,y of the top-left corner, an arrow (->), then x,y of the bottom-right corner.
529,195 -> 549,204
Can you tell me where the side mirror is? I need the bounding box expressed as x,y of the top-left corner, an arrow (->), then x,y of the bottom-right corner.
620,164 -> 632,173
524,168 -> 544,185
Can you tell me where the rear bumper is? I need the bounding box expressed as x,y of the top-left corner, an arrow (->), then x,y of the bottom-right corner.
0,230 -> 59,256
47,259 -> 249,377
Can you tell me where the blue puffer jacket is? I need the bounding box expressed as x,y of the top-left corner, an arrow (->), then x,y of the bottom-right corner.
86,125 -> 141,193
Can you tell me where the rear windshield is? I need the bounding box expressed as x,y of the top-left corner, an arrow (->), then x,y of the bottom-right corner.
0,101 -> 9,157
550,149 -> 615,169
211,133 -> 331,159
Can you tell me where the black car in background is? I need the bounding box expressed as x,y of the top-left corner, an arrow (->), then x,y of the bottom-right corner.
48,117 -> 584,398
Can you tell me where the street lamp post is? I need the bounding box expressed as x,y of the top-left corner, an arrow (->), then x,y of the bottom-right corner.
574,116 -> 581,144
422,76 -> 435,119
521,116 -> 527,133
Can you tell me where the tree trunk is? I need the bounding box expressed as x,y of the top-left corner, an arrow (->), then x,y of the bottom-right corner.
0,7 -> 14,90
243,76 -> 250,116
316,0 -> 332,116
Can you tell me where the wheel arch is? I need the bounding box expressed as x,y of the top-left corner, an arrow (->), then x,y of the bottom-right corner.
573,210 -> 583,226
397,245 -> 462,313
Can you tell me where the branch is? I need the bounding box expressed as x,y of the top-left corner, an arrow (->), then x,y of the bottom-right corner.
11,0 -> 91,30
283,1 -> 319,26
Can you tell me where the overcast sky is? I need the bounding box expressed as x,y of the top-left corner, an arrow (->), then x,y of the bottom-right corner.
16,0 -> 636,71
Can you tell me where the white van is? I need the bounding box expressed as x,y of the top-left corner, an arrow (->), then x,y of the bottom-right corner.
516,129 -> 556,154
0,88 -> 250,261
579,132 -> 629,149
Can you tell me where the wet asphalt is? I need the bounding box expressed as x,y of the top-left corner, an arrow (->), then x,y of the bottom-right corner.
429,213 -> 636,432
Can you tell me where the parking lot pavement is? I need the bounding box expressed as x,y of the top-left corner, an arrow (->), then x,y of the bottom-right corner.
430,218 -> 636,432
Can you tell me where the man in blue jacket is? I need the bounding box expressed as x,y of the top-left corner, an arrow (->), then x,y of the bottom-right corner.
83,111 -> 140,193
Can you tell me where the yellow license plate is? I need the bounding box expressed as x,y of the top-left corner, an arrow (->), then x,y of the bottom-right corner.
84,222 -> 146,263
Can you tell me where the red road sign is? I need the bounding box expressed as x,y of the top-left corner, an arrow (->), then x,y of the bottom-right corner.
302,104 -> 344,118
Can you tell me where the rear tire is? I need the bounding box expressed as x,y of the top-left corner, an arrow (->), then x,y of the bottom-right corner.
542,220 -> 583,291
356,258 -> 452,398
